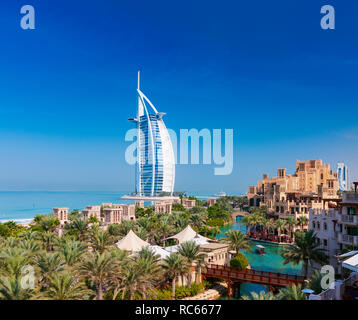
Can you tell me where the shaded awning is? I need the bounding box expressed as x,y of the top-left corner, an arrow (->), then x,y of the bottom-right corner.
342,253 -> 358,272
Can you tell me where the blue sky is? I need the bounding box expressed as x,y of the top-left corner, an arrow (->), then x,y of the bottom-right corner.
0,0 -> 357,194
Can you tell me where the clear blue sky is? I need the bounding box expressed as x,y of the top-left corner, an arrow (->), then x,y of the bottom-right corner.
0,0 -> 357,194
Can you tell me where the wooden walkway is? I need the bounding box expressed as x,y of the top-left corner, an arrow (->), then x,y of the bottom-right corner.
203,264 -> 304,288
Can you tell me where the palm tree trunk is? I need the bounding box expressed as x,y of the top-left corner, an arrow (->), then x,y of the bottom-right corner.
303,261 -> 309,279
172,277 -> 176,300
188,271 -> 192,289
97,282 -> 103,300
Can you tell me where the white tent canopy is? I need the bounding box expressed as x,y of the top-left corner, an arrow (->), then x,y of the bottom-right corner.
148,245 -> 171,259
166,225 -> 210,244
342,253 -> 358,272
116,229 -> 149,252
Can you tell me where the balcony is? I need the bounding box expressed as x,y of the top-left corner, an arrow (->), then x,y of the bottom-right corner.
338,234 -> 358,246
339,214 -> 358,225
343,192 -> 358,204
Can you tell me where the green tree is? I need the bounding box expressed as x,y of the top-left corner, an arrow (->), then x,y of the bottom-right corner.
281,230 -> 328,279
223,230 -> 251,255
89,229 -> 114,253
230,252 -> 249,269
66,217 -> 88,240
0,277 -> 33,300
39,272 -> 91,300
34,252 -> 66,288
77,251 -> 118,300
241,290 -> 275,300
276,284 -> 306,300
177,241 -> 206,288
297,216 -> 309,232
162,253 -> 189,300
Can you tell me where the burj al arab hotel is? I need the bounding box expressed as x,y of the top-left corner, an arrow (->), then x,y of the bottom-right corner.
128,72 -> 175,197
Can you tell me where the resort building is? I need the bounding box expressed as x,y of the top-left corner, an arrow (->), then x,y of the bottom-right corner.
81,206 -> 101,221
103,203 -> 136,225
53,207 -> 69,224
309,205 -> 340,272
182,198 -> 196,210
248,160 -> 339,226
309,182 -> 358,274
135,200 -> 144,208
154,200 -> 172,214
128,72 -> 175,197
207,198 -> 217,207
337,163 -> 349,191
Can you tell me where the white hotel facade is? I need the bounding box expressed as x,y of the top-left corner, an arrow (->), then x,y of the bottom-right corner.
128,72 -> 175,197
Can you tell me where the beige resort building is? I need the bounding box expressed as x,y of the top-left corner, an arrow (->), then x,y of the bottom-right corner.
248,160 -> 339,230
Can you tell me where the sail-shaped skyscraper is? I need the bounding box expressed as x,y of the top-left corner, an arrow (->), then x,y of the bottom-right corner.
129,72 -> 175,196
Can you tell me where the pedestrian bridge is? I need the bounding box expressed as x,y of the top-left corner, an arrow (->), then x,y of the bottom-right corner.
203,264 -> 304,288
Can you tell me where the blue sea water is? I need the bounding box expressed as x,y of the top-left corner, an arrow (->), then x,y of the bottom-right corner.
0,191 -> 133,223
0,190 -> 219,223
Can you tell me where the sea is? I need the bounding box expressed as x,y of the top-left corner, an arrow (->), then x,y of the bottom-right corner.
0,190 -> 218,223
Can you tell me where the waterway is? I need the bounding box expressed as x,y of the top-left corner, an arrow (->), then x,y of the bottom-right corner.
217,216 -> 302,298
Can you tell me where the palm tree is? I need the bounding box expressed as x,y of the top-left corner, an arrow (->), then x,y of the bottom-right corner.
39,272 -> 91,300
107,223 -> 121,236
77,251 -> 118,300
210,226 -> 221,239
241,290 -> 275,300
297,216 -> 309,232
119,220 -> 137,237
162,253 -> 188,300
40,232 -> 59,251
281,230 -> 328,279
17,239 -> 41,255
37,214 -> 60,233
89,229 -> 114,253
241,214 -> 256,235
59,240 -> 87,267
34,252 -> 66,288
108,248 -> 129,300
285,217 -> 296,241
132,248 -> 162,299
177,241 -> 206,288
66,217 -> 88,240
276,284 -> 306,300
275,219 -> 286,242
223,230 -> 251,255
308,269 -> 325,294
0,277 -> 33,300
157,221 -> 173,247
0,247 -> 31,278
119,262 -> 141,300
190,213 -> 206,230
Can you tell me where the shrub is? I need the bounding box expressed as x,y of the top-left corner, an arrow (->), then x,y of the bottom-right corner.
175,286 -> 191,299
156,289 -> 172,300
230,252 -> 249,269
189,283 -> 204,296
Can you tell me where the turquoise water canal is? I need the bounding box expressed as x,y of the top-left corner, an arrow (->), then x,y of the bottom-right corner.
217,216 -> 302,298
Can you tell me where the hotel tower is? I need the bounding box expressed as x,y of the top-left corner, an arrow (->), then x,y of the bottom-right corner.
129,72 -> 175,197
